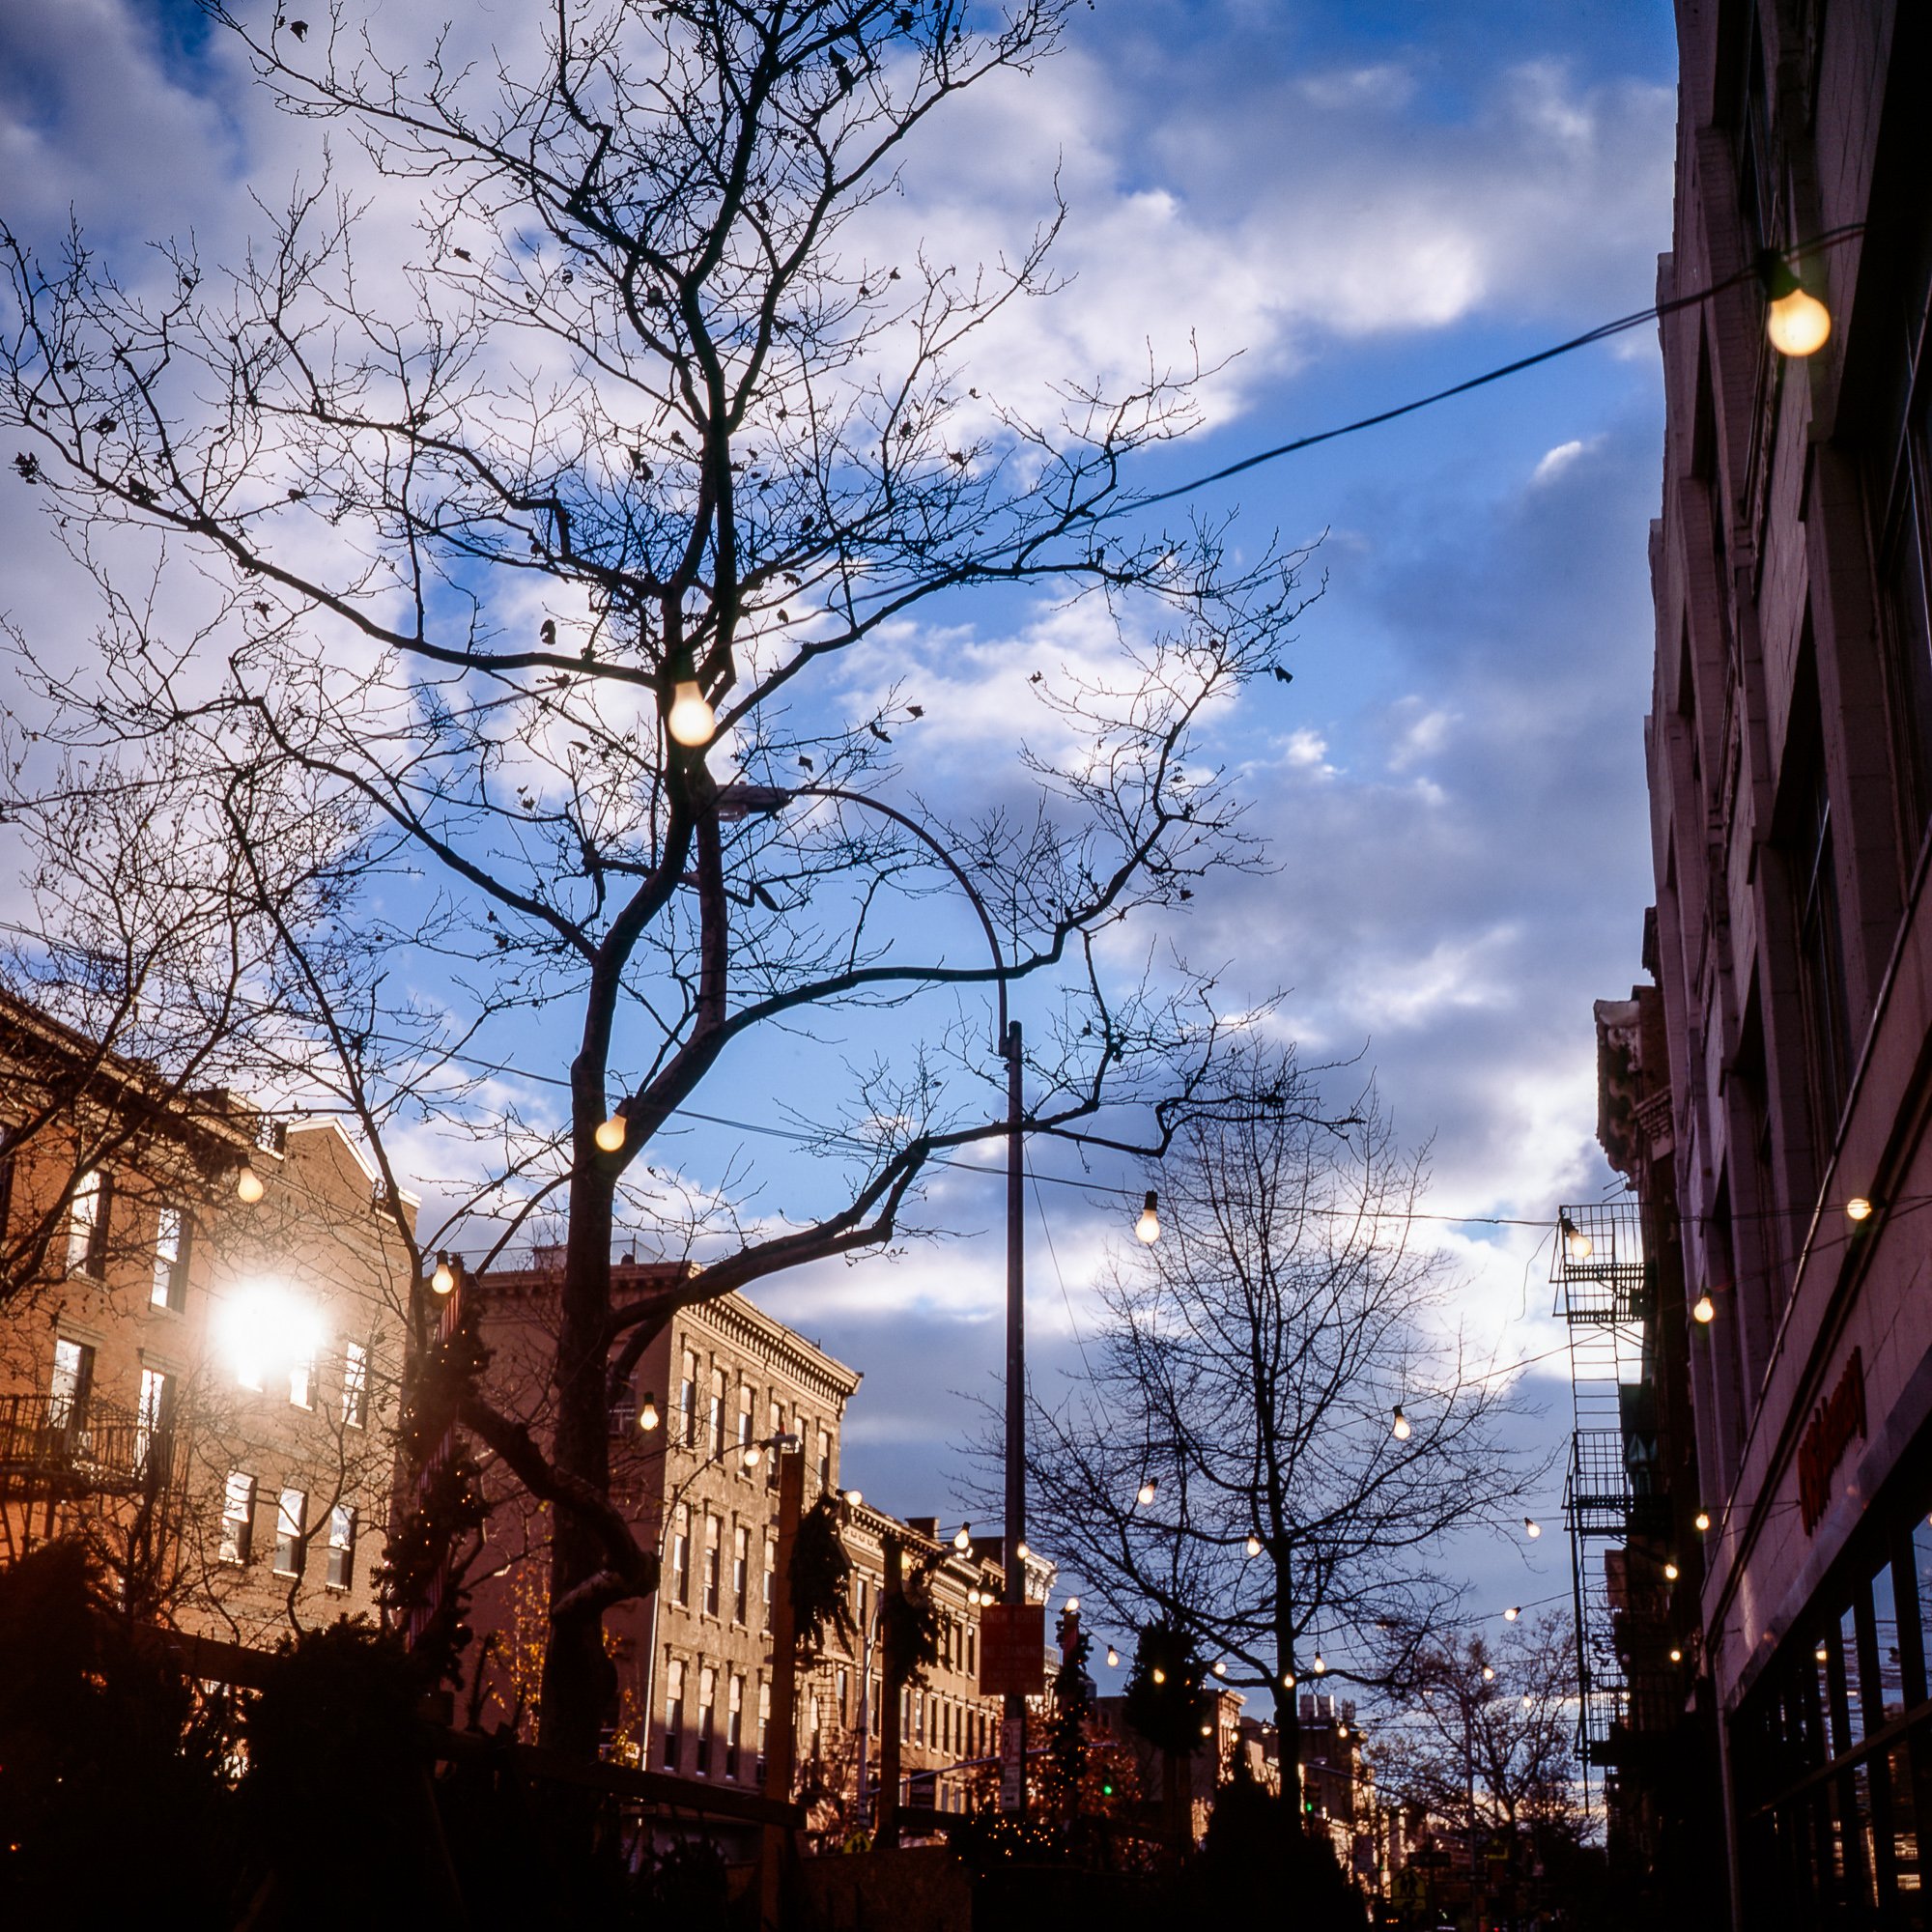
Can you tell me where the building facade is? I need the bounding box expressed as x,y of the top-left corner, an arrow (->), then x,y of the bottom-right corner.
1636,3 -> 1932,1924
0,990 -> 412,1640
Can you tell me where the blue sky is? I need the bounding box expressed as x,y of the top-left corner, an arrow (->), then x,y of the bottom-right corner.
0,0 -> 1679,1669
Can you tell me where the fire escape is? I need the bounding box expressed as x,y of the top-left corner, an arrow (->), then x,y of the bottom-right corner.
1554,1199 -> 1668,1819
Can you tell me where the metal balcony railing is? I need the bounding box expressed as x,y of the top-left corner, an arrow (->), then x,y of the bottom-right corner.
1551,1201 -> 1652,1322
0,1393 -> 175,1494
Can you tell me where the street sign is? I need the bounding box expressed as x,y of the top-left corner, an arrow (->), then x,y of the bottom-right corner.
979,1601 -> 1047,1697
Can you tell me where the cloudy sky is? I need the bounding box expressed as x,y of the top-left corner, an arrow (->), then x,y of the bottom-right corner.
0,0 -> 1679,1664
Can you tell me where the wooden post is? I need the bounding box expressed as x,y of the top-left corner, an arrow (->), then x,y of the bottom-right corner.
760,1444 -> 805,1932
875,1530 -> 904,1849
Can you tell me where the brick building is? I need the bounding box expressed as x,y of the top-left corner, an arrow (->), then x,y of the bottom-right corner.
0,989 -> 413,1639
1628,3 -> 1932,1923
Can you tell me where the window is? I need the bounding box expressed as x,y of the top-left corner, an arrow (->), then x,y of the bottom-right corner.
726,1674 -> 744,1779
702,1516 -> 721,1617
0,1126 -> 14,1236
671,1504 -> 690,1606
710,1368 -> 726,1457
48,1337 -> 94,1429
289,1342 -> 315,1409
767,1399 -> 782,1491
220,1471 -> 255,1564
967,1628 -> 976,1678
136,1368 -> 174,1473
273,1488 -> 306,1577
1793,754 -> 1854,1144
756,1679 -> 770,1781
915,1692 -> 926,1745
733,1524 -> 749,1623
680,1350 -> 699,1448
818,1428 -> 832,1496
762,1536 -> 775,1633
664,1660 -> 686,1770
696,1664 -> 716,1775
837,1665 -> 850,1725
343,1342 -> 369,1429
736,1382 -> 753,1449
150,1205 -> 190,1311
327,1504 -> 356,1590
810,1692 -> 822,1762
67,1170 -> 110,1276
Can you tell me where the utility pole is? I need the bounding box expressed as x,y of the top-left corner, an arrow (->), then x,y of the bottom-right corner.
875,1530 -> 905,1849
759,1442 -> 804,1932
1001,1018 -> 1028,1816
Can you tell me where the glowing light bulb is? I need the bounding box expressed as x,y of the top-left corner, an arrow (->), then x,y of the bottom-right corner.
1560,1213 -> 1593,1264
237,1166 -> 265,1204
1015,1542 -> 1029,1561
595,1114 -> 627,1153
1392,1405 -> 1411,1441
638,1394 -> 660,1432
967,1587 -> 980,1606
1065,1596 -> 1080,1613
1151,1667 -> 1166,1686
1768,286 -> 1831,357
1521,1692 -> 1533,1708
1846,1195 -> 1873,1223
1524,1518 -> 1542,1541
667,677 -> 715,748
1694,1510 -> 1711,1533
843,1489 -> 862,1507
1483,1665 -> 1495,1682
1669,1647 -> 1684,1663
431,1256 -> 456,1295
1212,1660 -> 1226,1677
1137,1478 -> 1157,1507
1134,1189 -> 1161,1245
1693,1293 -> 1716,1324
1282,1671 -> 1295,1690
1503,1606 -> 1520,1623
1815,1645 -> 1830,1664
954,1523 -> 972,1552
1313,1654 -> 1326,1675
1106,1646 -> 1120,1668
1245,1535 -> 1263,1558
741,1442 -> 763,1470
1664,1561 -> 1680,1581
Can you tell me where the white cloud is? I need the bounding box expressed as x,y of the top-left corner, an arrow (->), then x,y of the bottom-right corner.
1531,436 -> 1605,486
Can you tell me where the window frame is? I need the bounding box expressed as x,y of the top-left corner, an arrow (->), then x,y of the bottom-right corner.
150,1203 -> 190,1312
219,1470 -> 256,1565
273,1487 -> 307,1577
326,1502 -> 357,1591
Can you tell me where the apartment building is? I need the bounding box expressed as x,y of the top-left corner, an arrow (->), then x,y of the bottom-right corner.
1634,4 -> 1932,1924
0,989 -> 413,1639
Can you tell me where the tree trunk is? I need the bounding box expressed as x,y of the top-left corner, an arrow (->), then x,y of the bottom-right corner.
536,1163 -> 617,1757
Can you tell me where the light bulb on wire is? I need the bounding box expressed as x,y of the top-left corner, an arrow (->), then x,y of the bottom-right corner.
1391,1405 -> 1411,1441
431,1254 -> 456,1295
595,1112 -> 627,1153
1134,1189 -> 1161,1245
953,1523 -> 972,1552
1760,253 -> 1832,357
1846,1195 -> 1873,1223
1693,1292 -> 1717,1324
638,1393 -> 660,1432
1503,1605 -> 1520,1623
1137,1478 -> 1158,1507
1245,1534 -> 1263,1558
1694,1509 -> 1711,1533
1559,1213 -> 1593,1264
666,656 -> 716,747
237,1165 -> 265,1204
1524,1518 -> 1542,1541
1106,1646 -> 1120,1668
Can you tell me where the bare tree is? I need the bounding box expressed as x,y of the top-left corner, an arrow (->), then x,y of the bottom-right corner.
1019,1039 -> 1547,1777
1372,1615 -> 1582,1869
0,1 -> 1315,1754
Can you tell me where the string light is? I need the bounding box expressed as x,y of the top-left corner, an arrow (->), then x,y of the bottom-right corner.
666,653 -> 715,747
1151,1667 -> 1166,1685
1137,1478 -> 1158,1507
1693,1293 -> 1716,1324
1663,1561 -> 1680,1581
1523,1518 -> 1542,1541
1559,1213 -> 1593,1264
1065,1596 -> 1080,1613
953,1523 -> 972,1552
431,1253 -> 456,1295
236,1165 -> 265,1204
1106,1646 -> 1120,1668
1391,1405 -> 1411,1441
638,1393 -> 660,1432
1846,1196 -> 1873,1223
1134,1189 -> 1161,1244
1245,1534 -> 1263,1558
1760,253 -> 1832,357
843,1489 -> 862,1506
1694,1510 -> 1711,1533
595,1113 -> 627,1153
1313,1654 -> 1326,1675
1669,1647 -> 1684,1663
1015,1542 -> 1030,1560
1482,1665 -> 1495,1682
1212,1660 -> 1227,1677
1503,1606 -> 1520,1622
741,1442 -> 763,1470
1282,1671 -> 1295,1689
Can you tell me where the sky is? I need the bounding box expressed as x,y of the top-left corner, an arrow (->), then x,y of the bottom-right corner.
0,0 -> 1680,1675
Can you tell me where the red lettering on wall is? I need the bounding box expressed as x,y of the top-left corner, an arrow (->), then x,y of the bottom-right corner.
1799,1349 -> 1866,1535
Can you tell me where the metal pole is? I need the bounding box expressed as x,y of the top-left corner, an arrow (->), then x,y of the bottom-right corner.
1001,1018 -> 1027,1816
759,1444 -> 805,1932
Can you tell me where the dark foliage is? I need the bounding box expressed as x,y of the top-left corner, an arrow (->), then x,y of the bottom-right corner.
1196,1756 -> 1364,1928
789,1494 -> 858,1661
0,1541 -> 237,1922
1122,1615 -> 1208,1757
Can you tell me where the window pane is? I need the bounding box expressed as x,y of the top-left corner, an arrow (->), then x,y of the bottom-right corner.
327,1504 -> 356,1589
137,1369 -> 173,1472
274,1488 -> 306,1576
49,1337 -> 93,1429
151,1206 -> 185,1309
1876,1560 -> 1909,1724
220,1471 -> 255,1564
67,1171 -> 100,1271
343,1342 -> 369,1428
